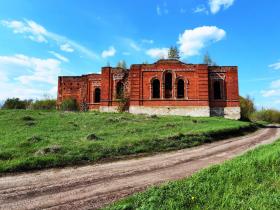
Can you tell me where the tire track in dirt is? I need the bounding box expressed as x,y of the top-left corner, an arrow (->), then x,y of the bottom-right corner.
0,126 -> 279,210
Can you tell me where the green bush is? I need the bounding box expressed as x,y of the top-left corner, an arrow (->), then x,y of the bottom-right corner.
251,109 -> 280,123
60,98 -> 79,111
2,98 -> 32,109
240,96 -> 256,121
31,99 -> 56,110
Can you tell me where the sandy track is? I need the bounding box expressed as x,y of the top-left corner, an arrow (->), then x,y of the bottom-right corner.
1,126 -> 280,210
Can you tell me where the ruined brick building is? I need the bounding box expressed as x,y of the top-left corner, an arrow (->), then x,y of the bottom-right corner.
57,59 -> 240,119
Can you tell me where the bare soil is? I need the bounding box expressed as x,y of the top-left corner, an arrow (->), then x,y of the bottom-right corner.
0,126 -> 280,210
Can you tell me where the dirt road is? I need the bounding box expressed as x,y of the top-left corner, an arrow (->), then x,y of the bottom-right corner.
1,126 -> 280,210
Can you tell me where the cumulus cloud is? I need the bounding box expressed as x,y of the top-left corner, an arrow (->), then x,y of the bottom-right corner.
269,61 -> 280,70
101,46 -> 116,58
178,26 -> 226,57
60,43 -> 74,52
1,19 -> 98,60
0,54 -> 62,100
0,54 -> 61,85
209,0 -> 235,14
146,48 -> 169,59
49,51 -> 69,62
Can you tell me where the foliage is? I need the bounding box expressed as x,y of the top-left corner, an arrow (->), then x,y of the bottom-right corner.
251,109 -> 280,123
117,97 -> 129,112
60,98 -> 79,111
2,98 -> 32,109
31,99 -> 56,110
106,138 -> 280,210
80,101 -> 89,112
203,52 -> 216,66
117,60 -> 127,69
168,46 -> 180,59
240,95 -> 256,121
0,110 -> 253,173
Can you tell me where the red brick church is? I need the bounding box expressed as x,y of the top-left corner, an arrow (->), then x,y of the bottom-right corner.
57,59 -> 240,119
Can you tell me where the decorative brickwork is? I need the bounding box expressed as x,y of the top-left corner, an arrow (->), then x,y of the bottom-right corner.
57,59 -> 240,119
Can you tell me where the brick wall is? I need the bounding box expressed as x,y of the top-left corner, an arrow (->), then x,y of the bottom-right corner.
57,59 -> 240,118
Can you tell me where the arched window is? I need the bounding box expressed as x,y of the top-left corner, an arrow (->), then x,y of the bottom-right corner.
177,79 -> 184,98
164,72 -> 172,98
116,81 -> 124,99
94,88 -> 101,103
214,80 -> 222,99
152,79 -> 160,98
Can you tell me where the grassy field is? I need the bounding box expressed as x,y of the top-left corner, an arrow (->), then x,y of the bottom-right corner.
106,139 -> 280,210
0,110 -> 253,173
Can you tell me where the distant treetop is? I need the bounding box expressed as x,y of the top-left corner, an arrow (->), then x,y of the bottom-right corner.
168,46 -> 180,60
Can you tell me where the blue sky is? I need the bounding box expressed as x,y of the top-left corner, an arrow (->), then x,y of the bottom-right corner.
0,0 -> 279,109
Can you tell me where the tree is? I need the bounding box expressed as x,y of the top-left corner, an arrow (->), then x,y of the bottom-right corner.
2,98 -> 32,109
203,52 -> 216,66
117,60 -> 127,69
168,46 -> 180,59
240,95 -> 256,121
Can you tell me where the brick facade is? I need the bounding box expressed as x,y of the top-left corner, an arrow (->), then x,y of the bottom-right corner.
57,59 -> 240,119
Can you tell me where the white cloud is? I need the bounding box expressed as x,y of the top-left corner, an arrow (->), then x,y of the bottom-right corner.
269,61 -> 280,70
156,3 -> 168,16
0,54 -> 62,100
130,42 -> 141,51
0,54 -> 61,85
142,39 -> 154,44
49,51 -> 69,62
60,43 -> 74,52
193,5 -> 209,14
101,46 -> 116,58
146,48 -> 169,59
1,19 -> 99,60
261,89 -> 280,97
178,26 -> 226,57
271,79 -> 280,88
1,20 -> 48,43
261,79 -> 280,97
209,0 -> 235,14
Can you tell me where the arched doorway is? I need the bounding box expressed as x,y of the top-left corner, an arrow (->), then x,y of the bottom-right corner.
164,72 -> 172,98
177,79 -> 184,98
214,80 -> 222,99
116,81 -> 124,99
94,88 -> 101,103
151,79 -> 160,98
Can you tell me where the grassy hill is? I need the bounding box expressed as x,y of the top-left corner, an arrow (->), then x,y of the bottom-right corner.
0,110 -> 253,173
106,138 -> 280,210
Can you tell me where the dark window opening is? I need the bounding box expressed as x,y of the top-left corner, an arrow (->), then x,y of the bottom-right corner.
94,88 -> 101,103
152,79 -> 160,98
116,82 -> 124,99
214,80 -> 222,99
164,72 -> 172,98
177,79 -> 184,98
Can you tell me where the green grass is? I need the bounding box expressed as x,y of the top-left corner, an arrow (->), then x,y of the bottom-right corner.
0,110 -> 253,173
106,139 -> 280,210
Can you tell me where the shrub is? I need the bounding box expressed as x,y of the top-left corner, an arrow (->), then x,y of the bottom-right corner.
60,98 -> 79,111
31,99 -> 56,110
117,97 -> 129,112
240,96 -> 256,121
251,109 -> 280,123
2,98 -> 32,109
